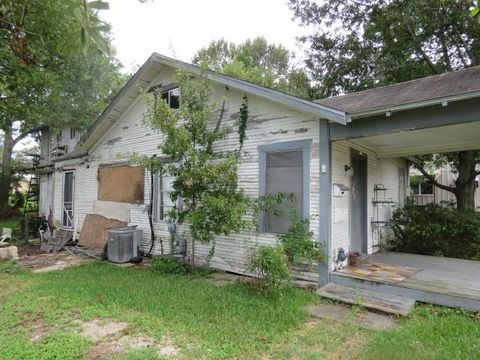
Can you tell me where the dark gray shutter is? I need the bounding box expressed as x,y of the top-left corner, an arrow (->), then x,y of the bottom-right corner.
265,150 -> 303,233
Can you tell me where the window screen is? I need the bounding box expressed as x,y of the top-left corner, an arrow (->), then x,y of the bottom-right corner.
265,150 -> 303,233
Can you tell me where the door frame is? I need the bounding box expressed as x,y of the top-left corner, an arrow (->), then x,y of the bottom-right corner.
62,170 -> 75,228
350,149 -> 368,254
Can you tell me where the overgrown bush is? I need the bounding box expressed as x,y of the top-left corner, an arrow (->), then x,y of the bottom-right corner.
151,256 -> 186,275
279,212 -> 325,264
388,201 -> 480,260
247,245 -> 290,291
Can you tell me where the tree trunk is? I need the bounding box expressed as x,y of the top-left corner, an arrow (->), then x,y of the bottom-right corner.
454,150 -> 477,211
0,128 -> 14,217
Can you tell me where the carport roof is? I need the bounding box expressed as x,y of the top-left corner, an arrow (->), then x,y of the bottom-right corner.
315,66 -> 480,118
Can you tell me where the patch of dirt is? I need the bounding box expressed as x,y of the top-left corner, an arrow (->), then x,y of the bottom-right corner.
20,252 -> 91,272
17,243 -> 44,257
16,317 -> 54,343
88,341 -> 125,359
77,319 -> 130,340
78,319 -> 180,358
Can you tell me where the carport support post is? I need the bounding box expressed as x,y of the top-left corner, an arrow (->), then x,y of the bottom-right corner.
319,119 -> 332,286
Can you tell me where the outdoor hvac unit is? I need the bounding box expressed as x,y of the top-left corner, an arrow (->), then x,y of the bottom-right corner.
107,227 -> 143,263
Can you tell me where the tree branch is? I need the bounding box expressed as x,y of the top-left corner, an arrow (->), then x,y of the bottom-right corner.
405,23 -> 438,74
13,124 -> 48,145
413,162 -> 456,193
438,31 -> 452,71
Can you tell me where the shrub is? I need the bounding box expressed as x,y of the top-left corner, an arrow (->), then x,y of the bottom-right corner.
279,212 -> 325,264
151,256 -> 186,275
247,245 -> 290,291
388,201 -> 480,260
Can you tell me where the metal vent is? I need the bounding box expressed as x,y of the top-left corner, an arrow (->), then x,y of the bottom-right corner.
107,227 -> 142,263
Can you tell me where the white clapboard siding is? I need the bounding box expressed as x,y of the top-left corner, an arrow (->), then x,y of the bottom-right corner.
52,68 -> 321,274
51,64 -> 406,277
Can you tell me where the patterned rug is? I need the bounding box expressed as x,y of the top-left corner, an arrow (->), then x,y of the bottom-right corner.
337,261 -> 421,284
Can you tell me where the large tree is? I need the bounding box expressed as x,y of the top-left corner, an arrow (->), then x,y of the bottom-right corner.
289,0 -> 480,210
0,0 -> 124,216
193,37 -> 314,99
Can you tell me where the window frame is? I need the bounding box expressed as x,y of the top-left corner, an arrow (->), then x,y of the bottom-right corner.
153,171 -> 177,222
149,82 -> 180,110
258,139 -> 312,234
70,128 -> 76,140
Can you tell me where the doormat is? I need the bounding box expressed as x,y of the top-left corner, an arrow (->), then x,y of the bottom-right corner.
336,261 -> 421,284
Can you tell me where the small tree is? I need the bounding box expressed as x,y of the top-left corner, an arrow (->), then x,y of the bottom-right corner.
139,69 -> 251,265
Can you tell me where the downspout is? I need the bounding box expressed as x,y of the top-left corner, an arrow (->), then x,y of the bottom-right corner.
146,154 -> 158,256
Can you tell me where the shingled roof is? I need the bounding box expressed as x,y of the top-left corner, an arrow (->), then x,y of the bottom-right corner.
315,66 -> 480,118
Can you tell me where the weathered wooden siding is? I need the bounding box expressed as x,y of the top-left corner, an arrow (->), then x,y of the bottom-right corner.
331,140 -> 407,269
53,67 -> 322,274
51,65 -> 407,277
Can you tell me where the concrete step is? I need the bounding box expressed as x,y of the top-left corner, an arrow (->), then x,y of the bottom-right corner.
317,282 -> 415,316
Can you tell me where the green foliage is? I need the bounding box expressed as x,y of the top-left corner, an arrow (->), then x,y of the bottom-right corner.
363,305 -> 480,359
0,259 -> 26,275
0,262 -> 316,359
289,0 -> 480,97
151,255 -> 186,275
2,262 -> 480,359
193,37 -> 313,99
388,201 -> 480,260
247,245 -> 291,292
289,0 -> 480,210
238,94 -> 248,150
0,0 -> 123,134
279,212 -> 325,264
0,0 -> 124,213
135,69 -> 252,263
69,0 -> 112,55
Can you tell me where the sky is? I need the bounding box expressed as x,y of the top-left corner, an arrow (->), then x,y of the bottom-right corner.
100,0 -> 306,72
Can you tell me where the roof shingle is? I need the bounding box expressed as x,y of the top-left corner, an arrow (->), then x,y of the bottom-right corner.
315,66 -> 480,115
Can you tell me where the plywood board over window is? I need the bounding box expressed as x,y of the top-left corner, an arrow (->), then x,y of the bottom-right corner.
98,165 -> 145,204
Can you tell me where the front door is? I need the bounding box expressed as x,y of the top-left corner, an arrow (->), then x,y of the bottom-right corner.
63,171 -> 74,227
350,150 -> 368,254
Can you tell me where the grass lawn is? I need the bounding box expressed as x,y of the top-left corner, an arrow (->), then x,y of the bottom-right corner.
0,260 -> 479,359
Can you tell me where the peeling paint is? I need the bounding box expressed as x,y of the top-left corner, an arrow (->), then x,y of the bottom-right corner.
270,129 -> 288,135
106,137 -> 122,146
294,128 -> 309,134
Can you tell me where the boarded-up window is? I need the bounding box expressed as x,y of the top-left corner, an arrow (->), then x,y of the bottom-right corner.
265,151 -> 303,234
98,166 -> 145,204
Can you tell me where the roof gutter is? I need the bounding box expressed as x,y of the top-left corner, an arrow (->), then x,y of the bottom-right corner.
349,90 -> 480,119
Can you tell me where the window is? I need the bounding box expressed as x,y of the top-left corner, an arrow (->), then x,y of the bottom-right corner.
56,132 -> 62,143
70,128 -> 76,140
259,140 -> 311,234
153,173 -> 176,221
161,87 -> 180,109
